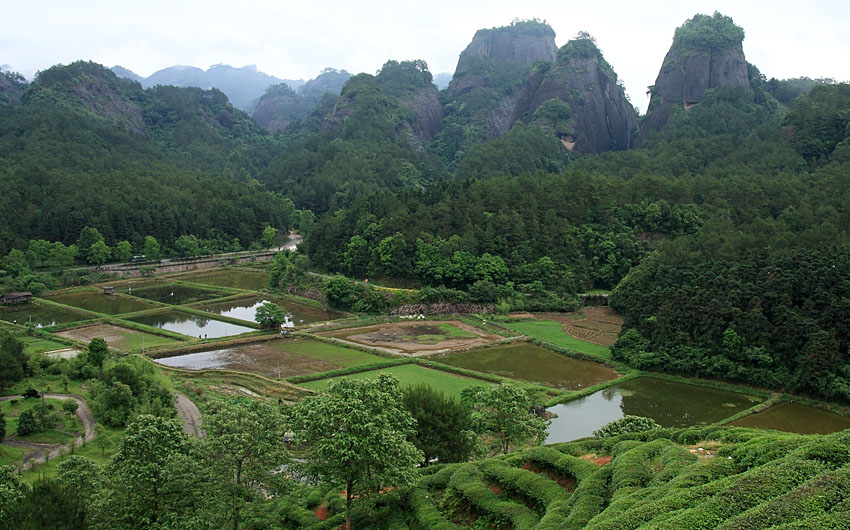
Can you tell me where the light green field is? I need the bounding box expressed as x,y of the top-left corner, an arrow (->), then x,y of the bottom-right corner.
20,336 -> 72,355
0,444 -> 26,467
300,364 -> 490,401
274,339 -> 384,368
1,397 -> 80,447
20,424 -> 125,483
503,320 -> 612,359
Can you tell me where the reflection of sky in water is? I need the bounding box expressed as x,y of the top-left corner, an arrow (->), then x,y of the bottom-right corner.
545,378 -> 759,444
207,299 -> 301,327
155,348 -> 249,370
130,311 -> 254,338
545,389 -> 625,444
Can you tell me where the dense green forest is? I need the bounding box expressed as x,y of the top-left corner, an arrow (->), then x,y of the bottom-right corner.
0,62 -> 298,255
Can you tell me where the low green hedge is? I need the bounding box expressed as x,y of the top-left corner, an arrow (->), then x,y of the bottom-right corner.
446,464 -> 539,529
525,446 -> 599,483
406,488 -> 455,530
479,459 -> 567,514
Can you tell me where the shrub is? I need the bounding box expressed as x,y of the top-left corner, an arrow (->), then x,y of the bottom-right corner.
16,410 -> 39,436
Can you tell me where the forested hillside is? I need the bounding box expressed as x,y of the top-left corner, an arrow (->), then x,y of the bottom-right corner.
0,61 -> 297,254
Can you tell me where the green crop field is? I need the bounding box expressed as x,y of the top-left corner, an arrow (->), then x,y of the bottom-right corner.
276,339 -> 385,368
504,320 -> 613,359
300,364 -> 490,401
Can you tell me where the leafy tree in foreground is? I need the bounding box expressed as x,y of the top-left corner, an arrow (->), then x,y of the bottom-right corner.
291,374 -> 423,529
402,383 -> 477,465
97,415 -> 192,528
0,332 -> 27,390
87,337 -> 108,378
204,399 -> 289,530
0,465 -> 27,527
469,383 -> 548,455
254,302 -> 287,329
593,415 -> 661,437
143,236 -> 161,261
4,479 -> 87,530
56,456 -> 102,504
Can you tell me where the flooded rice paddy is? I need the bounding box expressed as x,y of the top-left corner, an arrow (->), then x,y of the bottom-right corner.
129,284 -> 226,305
0,303 -> 89,327
438,342 -> 619,390
175,269 -> 269,291
545,377 -> 762,444
198,296 -> 343,326
154,338 -> 383,378
127,310 -> 256,338
730,401 -> 850,434
45,292 -> 161,315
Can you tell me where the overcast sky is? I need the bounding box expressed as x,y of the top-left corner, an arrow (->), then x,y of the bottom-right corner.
3,0 -> 848,112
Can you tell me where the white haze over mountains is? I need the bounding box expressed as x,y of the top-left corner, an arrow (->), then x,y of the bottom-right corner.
3,0 -> 849,112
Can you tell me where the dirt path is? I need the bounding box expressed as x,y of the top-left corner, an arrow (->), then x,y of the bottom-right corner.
0,393 -> 96,470
174,392 -> 206,438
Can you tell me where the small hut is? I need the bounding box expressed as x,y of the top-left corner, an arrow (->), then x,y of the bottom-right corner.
103,286 -> 116,295
1,292 -> 33,305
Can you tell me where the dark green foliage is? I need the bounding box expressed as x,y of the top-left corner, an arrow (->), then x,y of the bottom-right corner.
672,12 -> 745,50
783,83 -> 850,163
611,246 -> 850,400
479,459 -> 566,514
402,384 -> 476,465
594,415 -> 661,438
0,61 -> 296,255
16,410 -> 38,436
0,332 -> 27,390
445,463 -> 540,529
3,479 -> 87,530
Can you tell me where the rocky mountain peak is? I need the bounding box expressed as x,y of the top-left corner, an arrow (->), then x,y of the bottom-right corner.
637,12 -> 750,146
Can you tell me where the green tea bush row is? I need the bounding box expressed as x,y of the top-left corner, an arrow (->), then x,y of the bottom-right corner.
715,466 -> 850,529
526,446 -> 599,482
479,459 -> 567,514
445,464 -> 539,529
406,488 -> 455,530
560,466 -> 611,530
642,457 -> 829,530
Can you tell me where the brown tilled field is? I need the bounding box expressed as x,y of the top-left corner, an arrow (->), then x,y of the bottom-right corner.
540,307 -> 623,346
319,320 -> 503,355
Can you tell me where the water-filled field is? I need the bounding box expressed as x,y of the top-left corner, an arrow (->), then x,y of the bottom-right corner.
198,296 -> 343,326
175,269 -> 269,291
0,303 -> 88,327
438,342 -> 619,390
45,292 -> 161,315
127,310 -> 255,338
154,338 -> 383,378
129,284 -> 225,305
545,377 -> 762,443
730,401 -> 850,434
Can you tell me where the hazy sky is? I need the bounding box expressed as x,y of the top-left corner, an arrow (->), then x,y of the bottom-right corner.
3,0 -> 848,112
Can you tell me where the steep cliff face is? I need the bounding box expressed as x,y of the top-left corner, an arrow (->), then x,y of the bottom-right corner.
452,20 -> 556,93
403,86 -> 443,151
515,37 -> 638,153
637,12 -> 750,146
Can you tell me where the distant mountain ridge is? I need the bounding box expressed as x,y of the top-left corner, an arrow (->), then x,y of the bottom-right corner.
111,63 -> 305,111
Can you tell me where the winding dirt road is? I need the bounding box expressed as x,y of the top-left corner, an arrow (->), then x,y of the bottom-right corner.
174,392 -> 206,438
0,393 -> 96,470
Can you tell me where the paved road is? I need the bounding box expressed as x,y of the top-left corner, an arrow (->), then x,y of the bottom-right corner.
174,392 -> 206,438
0,393 -> 96,470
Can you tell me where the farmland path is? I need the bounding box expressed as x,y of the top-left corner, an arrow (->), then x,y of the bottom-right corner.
175,392 -> 206,438
0,393 -> 96,470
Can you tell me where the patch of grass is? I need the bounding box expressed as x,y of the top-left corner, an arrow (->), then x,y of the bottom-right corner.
504,320 -> 612,359
1,397 -> 74,435
274,339 -> 384,368
19,336 -> 73,355
117,329 -> 179,350
300,364 -> 490,401
0,444 -> 27,467
436,323 -> 478,339
20,424 -> 125,483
